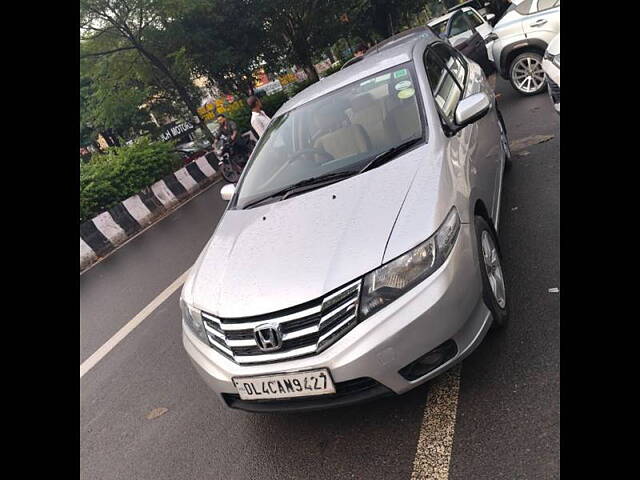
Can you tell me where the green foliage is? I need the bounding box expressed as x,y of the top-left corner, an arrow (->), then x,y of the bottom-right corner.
164,0 -> 267,96
260,91 -> 290,117
226,106 -> 252,133
285,79 -> 316,98
319,62 -> 343,78
83,52 -> 155,140
256,0 -> 355,82
80,0 -> 216,144
80,137 -> 181,223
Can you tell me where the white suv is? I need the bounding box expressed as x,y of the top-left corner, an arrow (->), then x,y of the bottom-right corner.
428,6 -> 497,57
491,0 -> 560,95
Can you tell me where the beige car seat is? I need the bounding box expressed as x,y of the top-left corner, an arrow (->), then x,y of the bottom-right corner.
349,93 -> 396,152
313,103 -> 371,160
386,96 -> 422,142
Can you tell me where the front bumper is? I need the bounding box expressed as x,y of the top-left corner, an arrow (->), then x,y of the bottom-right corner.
542,61 -> 560,114
183,223 -> 493,411
546,75 -> 560,114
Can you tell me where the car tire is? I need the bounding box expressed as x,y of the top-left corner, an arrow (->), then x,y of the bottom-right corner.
475,216 -> 509,329
509,51 -> 547,96
221,163 -> 240,183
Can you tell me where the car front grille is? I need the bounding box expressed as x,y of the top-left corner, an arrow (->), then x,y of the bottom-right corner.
201,280 -> 362,365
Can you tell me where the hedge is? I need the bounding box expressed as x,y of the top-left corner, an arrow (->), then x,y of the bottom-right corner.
79,80 -> 318,223
80,137 -> 181,223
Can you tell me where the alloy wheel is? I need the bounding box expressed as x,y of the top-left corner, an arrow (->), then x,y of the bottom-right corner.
512,56 -> 545,94
481,231 -> 506,308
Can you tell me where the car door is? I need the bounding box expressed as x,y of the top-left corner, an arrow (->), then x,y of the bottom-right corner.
522,0 -> 560,45
424,43 -> 502,221
447,9 -> 495,76
465,8 -> 493,39
448,8 -> 492,44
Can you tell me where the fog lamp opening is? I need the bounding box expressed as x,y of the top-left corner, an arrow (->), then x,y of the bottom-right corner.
399,340 -> 458,381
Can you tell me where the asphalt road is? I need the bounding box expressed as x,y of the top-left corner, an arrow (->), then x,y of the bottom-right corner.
80,78 -> 559,480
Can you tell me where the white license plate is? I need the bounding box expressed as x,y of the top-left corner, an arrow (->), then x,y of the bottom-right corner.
232,369 -> 336,400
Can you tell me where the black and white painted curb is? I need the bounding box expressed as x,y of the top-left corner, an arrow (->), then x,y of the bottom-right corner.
80,155 -> 220,271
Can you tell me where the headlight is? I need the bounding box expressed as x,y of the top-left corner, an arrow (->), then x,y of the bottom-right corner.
360,207 -> 461,319
552,54 -> 560,69
180,297 -> 208,344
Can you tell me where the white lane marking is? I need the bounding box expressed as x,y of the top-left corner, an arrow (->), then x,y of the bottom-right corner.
411,365 -> 462,480
80,269 -> 190,379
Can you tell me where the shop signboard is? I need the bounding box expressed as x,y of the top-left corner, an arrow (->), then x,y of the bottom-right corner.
159,121 -> 195,141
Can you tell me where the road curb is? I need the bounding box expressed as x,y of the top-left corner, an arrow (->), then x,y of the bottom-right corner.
80,155 -> 221,272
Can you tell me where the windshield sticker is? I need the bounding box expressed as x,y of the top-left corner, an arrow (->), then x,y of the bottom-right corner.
397,88 -> 415,99
395,80 -> 412,91
359,78 -> 376,87
393,68 -> 408,79
375,73 -> 391,83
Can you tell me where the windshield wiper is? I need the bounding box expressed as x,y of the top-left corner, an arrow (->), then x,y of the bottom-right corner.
242,170 -> 359,209
359,137 -> 422,174
241,139 -> 422,209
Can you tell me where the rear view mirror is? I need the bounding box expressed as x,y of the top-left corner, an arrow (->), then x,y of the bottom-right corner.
455,92 -> 491,127
220,183 -> 236,201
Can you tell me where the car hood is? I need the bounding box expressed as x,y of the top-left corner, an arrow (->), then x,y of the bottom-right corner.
186,145 -> 436,318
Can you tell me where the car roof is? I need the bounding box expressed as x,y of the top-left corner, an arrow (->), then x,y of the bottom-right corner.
275,26 -> 439,116
427,7 -> 473,26
447,0 -> 482,13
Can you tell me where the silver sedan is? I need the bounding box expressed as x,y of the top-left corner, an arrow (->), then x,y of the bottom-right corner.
181,27 -> 512,412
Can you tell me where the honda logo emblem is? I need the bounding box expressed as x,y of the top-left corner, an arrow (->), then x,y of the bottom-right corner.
254,323 -> 283,352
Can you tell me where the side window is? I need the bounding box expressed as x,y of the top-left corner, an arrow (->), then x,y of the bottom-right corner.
433,43 -> 466,89
536,0 -> 559,11
515,0 -> 534,14
424,45 -> 464,124
449,12 -> 470,37
463,10 -> 484,28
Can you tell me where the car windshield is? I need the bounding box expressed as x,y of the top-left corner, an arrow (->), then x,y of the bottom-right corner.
233,63 -> 424,209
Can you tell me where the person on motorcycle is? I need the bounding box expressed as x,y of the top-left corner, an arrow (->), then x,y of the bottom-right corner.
216,114 -> 239,143
216,114 -> 249,161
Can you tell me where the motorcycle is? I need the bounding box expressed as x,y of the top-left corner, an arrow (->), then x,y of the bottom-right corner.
211,133 -> 255,183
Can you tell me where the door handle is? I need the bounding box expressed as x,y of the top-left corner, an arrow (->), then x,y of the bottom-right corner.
530,19 -> 548,27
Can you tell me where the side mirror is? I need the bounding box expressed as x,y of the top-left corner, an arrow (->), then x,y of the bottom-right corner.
455,92 -> 491,128
484,13 -> 495,22
220,183 -> 236,201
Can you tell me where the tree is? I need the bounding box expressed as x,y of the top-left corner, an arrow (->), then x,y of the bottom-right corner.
256,0 -> 354,83
330,0 -> 436,50
81,48 -> 156,141
80,0 -> 216,143
80,73 -> 96,146
165,0 -> 267,97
